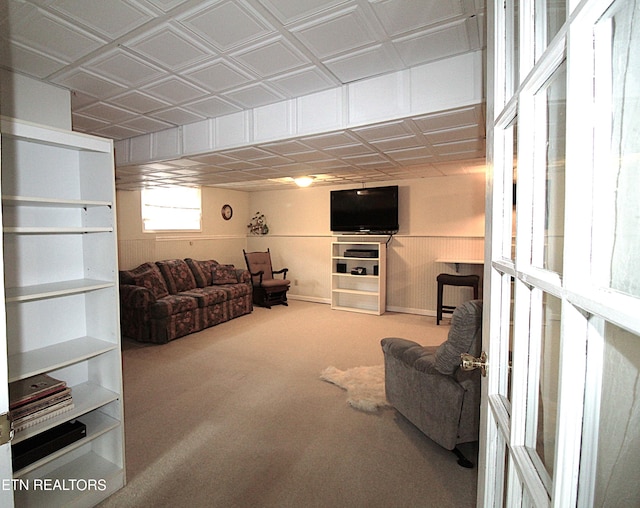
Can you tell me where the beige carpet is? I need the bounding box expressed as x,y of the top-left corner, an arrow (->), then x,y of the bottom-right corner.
99,300 -> 477,508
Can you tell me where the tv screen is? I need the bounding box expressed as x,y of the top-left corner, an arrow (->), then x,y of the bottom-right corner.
330,185 -> 399,234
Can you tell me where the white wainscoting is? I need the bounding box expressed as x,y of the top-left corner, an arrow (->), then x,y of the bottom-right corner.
247,235 -> 484,316
118,234 -> 483,316
118,236 -> 248,272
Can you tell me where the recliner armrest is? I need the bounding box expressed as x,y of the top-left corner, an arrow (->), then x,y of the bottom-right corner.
454,367 -> 481,388
381,337 -> 440,374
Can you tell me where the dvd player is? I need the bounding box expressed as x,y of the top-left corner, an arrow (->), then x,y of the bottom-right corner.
344,249 -> 378,258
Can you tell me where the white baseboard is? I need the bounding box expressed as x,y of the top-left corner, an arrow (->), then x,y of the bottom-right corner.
386,306 -> 436,317
288,294 -> 331,305
287,296 -> 436,317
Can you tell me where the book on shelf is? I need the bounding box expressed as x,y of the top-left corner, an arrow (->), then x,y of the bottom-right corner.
9,373 -> 67,410
9,373 -> 73,433
10,387 -> 72,420
12,402 -> 75,433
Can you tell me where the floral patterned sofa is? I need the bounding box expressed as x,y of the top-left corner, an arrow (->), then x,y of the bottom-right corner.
119,258 -> 253,344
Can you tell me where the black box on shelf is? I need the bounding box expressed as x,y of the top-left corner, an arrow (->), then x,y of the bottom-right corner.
344,249 -> 378,258
336,263 -> 347,273
12,420 -> 87,471
373,265 -> 379,276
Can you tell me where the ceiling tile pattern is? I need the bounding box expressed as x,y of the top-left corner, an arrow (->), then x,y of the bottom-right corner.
0,0 -> 486,190
115,104 -> 486,191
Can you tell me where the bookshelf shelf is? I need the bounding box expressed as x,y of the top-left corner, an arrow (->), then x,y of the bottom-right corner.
13,411 -> 121,477
12,382 -> 120,445
2,195 -> 112,208
8,336 -> 117,383
5,279 -> 114,302
14,452 -> 124,508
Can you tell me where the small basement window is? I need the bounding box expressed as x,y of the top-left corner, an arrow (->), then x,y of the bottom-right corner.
141,187 -> 201,232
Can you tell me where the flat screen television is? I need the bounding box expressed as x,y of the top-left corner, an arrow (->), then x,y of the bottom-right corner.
330,185 -> 399,234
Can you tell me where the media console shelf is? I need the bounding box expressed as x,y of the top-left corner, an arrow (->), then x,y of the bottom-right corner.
331,238 -> 387,315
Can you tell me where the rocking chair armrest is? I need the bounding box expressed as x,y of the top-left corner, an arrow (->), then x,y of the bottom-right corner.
272,268 -> 288,279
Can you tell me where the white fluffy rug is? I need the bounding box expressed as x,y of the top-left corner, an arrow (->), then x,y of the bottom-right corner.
320,365 -> 390,412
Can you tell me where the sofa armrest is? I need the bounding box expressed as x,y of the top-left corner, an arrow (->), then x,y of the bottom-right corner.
236,269 -> 252,284
120,284 -> 156,308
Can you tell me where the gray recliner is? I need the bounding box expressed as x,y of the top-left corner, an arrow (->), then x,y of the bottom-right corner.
381,300 -> 483,467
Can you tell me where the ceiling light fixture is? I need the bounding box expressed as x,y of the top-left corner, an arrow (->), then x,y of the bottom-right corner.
294,176 -> 314,187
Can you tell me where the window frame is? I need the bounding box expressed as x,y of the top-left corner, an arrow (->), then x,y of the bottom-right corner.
141,186 -> 202,233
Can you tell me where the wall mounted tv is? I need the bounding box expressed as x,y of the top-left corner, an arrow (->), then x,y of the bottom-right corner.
330,185 -> 399,234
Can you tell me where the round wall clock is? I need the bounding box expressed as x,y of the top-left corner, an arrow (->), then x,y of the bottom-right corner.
221,204 -> 233,220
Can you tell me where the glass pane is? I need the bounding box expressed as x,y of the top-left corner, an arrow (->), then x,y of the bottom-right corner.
600,0 -> 640,298
536,0 -> 566,55
141,187 -> 202,231
508,285 -> 515,404
507,0 -> 520,94
502,443 -> 510,508
528,292 -> 561,480
590,322 -> 640,506
532,63 -> 566,274
502,119 -> 518,260
512,123 -> 518,261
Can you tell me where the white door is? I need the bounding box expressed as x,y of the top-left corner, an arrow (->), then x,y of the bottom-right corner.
480,0 -> 640,506
0,126 -> 15,505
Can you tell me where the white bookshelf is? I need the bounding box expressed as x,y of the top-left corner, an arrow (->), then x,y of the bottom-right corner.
331,238 -> 387,315
1,116 -> 125,506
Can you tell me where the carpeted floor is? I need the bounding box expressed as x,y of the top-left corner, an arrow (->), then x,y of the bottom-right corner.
99,300 -> 478,508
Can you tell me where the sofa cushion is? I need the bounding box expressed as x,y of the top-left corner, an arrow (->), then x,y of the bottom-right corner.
150,294 -> 198,319
130,266 -> 169,300
182,287 -> 228,307
185,258 -> 219,288
212,283 -> 252,300
211,264 -> 238,284
434,300 -> 483,375
156,259 -> 197,294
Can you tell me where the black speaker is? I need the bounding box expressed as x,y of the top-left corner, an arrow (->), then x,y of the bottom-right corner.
373,265 -> 379,276
337,263 -> 347,273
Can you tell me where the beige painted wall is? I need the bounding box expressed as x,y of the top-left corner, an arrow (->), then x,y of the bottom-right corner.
247,173 -> 485,237
116,173 -> 485,314
116,186 -> 250,270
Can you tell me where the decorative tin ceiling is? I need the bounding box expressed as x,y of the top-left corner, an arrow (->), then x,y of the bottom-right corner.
0,0 -> 487,190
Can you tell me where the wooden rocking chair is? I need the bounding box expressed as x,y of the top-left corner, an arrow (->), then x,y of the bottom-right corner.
243,249 -> 290,308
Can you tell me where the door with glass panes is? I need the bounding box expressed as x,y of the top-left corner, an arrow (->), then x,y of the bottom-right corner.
479,0 -> 640,505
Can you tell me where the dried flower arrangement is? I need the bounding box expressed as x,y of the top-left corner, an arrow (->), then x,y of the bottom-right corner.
247,212 -> 269,235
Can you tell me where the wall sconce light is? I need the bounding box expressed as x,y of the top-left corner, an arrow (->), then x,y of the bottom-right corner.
294,176 -> 314,187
